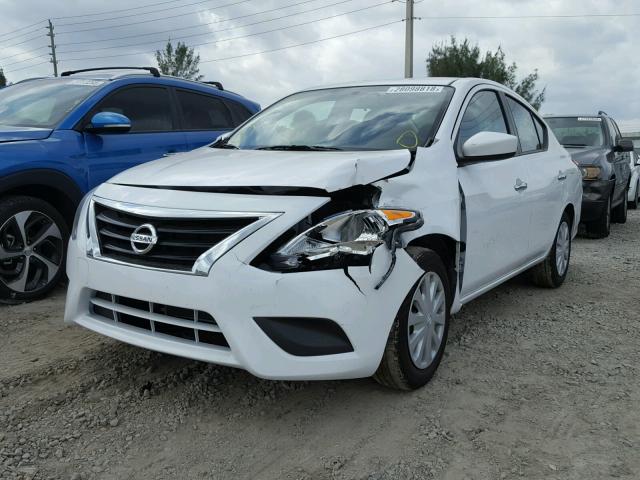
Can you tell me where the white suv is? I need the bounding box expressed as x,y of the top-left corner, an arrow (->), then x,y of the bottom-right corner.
65,78 -> 582,390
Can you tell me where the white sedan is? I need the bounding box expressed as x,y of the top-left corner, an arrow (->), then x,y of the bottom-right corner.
65,78 -> 582,390
628,150 -> 640,208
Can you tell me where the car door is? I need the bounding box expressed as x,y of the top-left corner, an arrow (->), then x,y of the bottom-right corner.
82,85 -> 188,188
455,89 -> 531,299
175,89 -> 237,150
606,118 -> 630,204
504,95 -> 562,258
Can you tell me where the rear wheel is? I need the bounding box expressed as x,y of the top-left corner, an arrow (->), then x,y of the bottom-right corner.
0,196 -> 68,304
530,212 -> 572,288
612,188 -> 628,223
585,196 -> 611,238
374,247 -> 450,390
629,181 -> 639,209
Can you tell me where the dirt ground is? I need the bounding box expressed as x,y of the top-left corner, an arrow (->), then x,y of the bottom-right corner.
1,211 -> 639,480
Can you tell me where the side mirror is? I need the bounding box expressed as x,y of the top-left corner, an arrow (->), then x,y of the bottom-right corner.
85,112 -> 131,134
462,131 -> 518,160
616,138 -> 634,152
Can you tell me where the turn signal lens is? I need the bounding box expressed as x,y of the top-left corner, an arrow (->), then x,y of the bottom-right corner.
380,209 -> 416,224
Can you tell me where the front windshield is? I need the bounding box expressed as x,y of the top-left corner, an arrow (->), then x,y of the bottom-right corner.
546,117 -> 605,147
0,78 -> 104,128
227,85 -> 454,151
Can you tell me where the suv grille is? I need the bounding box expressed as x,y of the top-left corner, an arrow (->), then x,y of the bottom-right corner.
94,203 -> 258,272
90,291 -> 229,349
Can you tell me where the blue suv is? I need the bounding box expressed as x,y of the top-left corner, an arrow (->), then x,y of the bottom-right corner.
0,67 -> 259,303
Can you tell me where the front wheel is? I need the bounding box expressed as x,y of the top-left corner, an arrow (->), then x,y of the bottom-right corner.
612,188 -> 628,223
373,247 -> 451,390
530,212 -> 572,288
0,196 -> 69,304
629,182 -> 639,210
585,196 -> 611,238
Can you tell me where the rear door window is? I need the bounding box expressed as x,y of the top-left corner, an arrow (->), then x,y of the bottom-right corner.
176,90 -> 233,130
92,86 -> 174,132
458,90 -> 508,147
506,97 -> 542,153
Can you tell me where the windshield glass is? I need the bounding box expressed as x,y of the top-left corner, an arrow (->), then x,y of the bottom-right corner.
227,85 -> 454,151
546,116 -> 605,147
0,78 -> 104,128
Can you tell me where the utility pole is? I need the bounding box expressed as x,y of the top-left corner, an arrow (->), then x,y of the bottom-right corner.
404,0 -> 414,78
46,19 -> 58,77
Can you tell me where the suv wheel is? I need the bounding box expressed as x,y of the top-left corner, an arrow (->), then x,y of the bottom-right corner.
611,189 -> 628,223
0,196 -> 69,304
629,182 -> 639,209
530,212 -> 572,288
374,247 -> 450,390
585,196 -> 611,238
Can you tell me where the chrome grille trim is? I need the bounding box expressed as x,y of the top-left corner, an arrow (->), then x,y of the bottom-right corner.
87,196 -> 282,276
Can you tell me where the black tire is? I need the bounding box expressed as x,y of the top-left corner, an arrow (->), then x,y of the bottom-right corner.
373,247 -> 451,390
629,182 -> 639,210
585,195 -> 611,239
530,212 -> 572,288
0,196 -> 69,304
611,188 -> 628,223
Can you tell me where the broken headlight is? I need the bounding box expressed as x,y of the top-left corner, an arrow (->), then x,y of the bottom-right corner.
269,209 -> 421,271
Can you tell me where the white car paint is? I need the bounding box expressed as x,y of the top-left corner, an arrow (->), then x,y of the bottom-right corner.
65,78 -> 582,381
628,151 -> 640,205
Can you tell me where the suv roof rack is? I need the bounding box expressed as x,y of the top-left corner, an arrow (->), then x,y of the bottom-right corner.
61,67 -> 160,78
202,81 -> 224,91
598,110 -> 608,116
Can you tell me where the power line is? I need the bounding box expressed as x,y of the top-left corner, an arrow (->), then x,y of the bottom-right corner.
1,53 -> 50,67
3,32 -> 46,49
420,12 -> 640,19
58,0 -> 366,54
57,0 -> 254,34
0,46 -> 49,63
0,19 -> 46,39
199,19 -> 403,63
57,0 -> 327,46
0,24 -> 47,43
58,1 -> 393,62
4,60 -> 50,74
52,0 -> 207,20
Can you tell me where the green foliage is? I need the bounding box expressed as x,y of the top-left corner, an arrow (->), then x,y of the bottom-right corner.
155,41 -> 203,80
426,37 -> 546,109
0,68 -> 6,88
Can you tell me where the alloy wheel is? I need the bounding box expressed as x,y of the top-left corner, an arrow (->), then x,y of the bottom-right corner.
555,221 -> 570,276
0,210 -> 63,293
407,272 -> 446,369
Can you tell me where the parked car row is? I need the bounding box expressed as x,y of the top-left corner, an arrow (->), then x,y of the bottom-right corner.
0,68 -> 636,390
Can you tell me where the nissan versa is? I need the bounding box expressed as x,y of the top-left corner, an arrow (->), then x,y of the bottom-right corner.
65,78 -> 582,390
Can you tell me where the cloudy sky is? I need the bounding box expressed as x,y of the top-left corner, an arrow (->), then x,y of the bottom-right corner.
1,0 -> 639,125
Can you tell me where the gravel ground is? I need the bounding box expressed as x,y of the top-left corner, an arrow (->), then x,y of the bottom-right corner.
1,211 -> 639,480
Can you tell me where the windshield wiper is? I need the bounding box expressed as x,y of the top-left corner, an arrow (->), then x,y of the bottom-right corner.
210,137 -> 238,149
255,145 -> 343,151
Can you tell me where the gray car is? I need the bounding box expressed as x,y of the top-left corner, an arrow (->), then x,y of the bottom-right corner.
545,112 -> 634,238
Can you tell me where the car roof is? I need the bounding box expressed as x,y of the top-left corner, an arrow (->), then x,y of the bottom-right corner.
543,114 -> 608,119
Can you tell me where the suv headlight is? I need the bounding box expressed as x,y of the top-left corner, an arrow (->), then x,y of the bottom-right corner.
580,165 -> 601,180
269,209 -> 421,270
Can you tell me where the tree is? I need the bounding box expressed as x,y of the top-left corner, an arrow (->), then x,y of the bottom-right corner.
426,37 -> 545,110
0,68 -> 6,88
155,40 -> 203,80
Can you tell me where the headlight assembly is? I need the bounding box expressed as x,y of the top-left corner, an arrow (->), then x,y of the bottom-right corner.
269,209 -> 422,271
580,165 -> 601,180
71,188 -> 97,240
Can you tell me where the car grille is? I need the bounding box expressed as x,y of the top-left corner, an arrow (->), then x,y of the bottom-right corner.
90,291 -> 229,349
93,202 -> 258,272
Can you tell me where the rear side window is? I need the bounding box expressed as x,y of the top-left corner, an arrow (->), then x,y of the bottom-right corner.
506,97 -> 541,153
458,91 -> 508,147
93,86 -> 174,132
225,99 -> 254,124
176,90 -> 233,130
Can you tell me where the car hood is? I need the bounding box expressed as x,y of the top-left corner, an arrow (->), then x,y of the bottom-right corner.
566,146 -> 607,165
109,147 -> 412,193
0,126 -> 53,143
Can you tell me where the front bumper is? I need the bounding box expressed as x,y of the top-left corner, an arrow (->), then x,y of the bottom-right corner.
64,230 -> 422,381
580,179 -> 614,223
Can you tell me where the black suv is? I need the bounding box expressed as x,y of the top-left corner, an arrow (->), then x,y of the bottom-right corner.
545,112 -> 634,238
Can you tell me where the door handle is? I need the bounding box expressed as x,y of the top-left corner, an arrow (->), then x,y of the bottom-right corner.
557,172 -> 567,181
514,179 -> 528,191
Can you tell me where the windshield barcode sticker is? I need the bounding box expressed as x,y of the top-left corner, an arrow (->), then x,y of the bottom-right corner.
577,117 -> 602,122
386,86 -> 444,94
